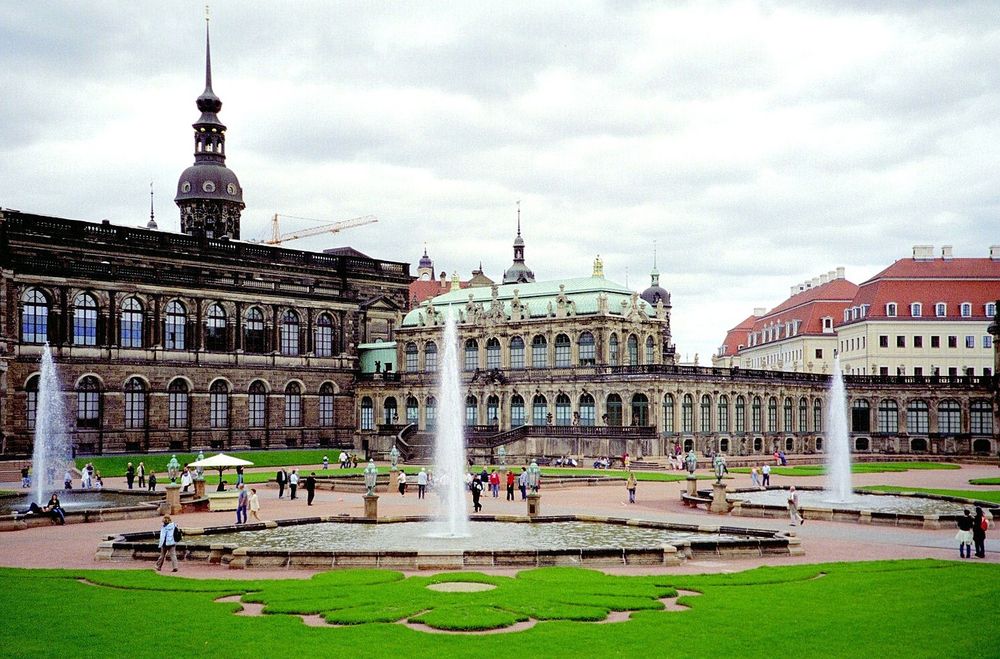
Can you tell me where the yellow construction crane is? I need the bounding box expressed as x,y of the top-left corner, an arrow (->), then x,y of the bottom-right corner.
264,213 -> 378,245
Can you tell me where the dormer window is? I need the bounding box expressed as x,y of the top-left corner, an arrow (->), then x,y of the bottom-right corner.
861,304 -> 870,317
910,302 -> 921,317
886,303 -> 897,317
935,302 -> 946,317
988,302 -> 997,318
960,302 -> 971,318
843,309 -> 850,323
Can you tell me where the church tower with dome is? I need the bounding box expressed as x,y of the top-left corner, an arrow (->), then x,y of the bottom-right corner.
502,204 -> 535,285
174,15 -> 245,239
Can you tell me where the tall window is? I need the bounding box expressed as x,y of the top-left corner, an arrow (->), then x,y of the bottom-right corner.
510,394 -> 525,426
578,332 -> 595,365
25,375 -> 39,430
167,379 -> 189,429
631,393 -> 649,426
554,334 -> 571,367
464,339 -> 478,371
405,395 -> 418,425
579,394 -> 595,426
555,394 -> 572,425
645,336 -> 655,365
319,383 -> 336,427
700,395 -> 712,432
783,398 -> 793,432
609,334 -> 619,366
627,334 -> 639,366
682,394 -> 693,432
531,335 -> 547,368
425,396 -> 437,429
735,396 -> 746,433
663,394 -> 675,432
120,298 -> 144,348
465,395 -> 478,426
718,395 -> 729,433
280,310 -> 300,356
124,377 -> 146,429
970,400 -> 992,434
509,337 -> 524,369
425,341 -> 438,372
360,396 -> 373,430
486,338 -> 501,369
486,395 -> 499,424
284,382 -> 302,427
798,398 -> 808,432
767,397 -> 778,432
210,380 -> 230,428
938,400 -> 961,434
248,381 -> 267,428
752,396 -> 762,433
405,342 -> 418,372
205,303 -> 227,352
383,397 -> 398,425
906,400 -> 929,433
532,394 -> 549,425
877,400 -> 899,433
244,307 -> 265,353
21,289 -> 49,344
851,399 -> 871,432
76,376 -> 101,428
813,399 -> 823,432
73,293 -> 98,346
165,301 -> 186,350
315,314 -> 334,356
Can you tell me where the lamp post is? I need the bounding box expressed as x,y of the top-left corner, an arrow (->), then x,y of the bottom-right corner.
363,460 -> 379,519
526,459 -> 541,517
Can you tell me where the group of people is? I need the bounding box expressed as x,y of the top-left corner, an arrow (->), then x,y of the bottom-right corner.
14,492 -> 65,524
749,464 -> 772,489
956,507 -> 990,558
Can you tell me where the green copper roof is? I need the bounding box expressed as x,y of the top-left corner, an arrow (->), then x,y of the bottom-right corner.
358,341 -> 396,373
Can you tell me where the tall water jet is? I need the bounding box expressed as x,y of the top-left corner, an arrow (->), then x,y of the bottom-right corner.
825,354 -> 852,502
32,344 -> 71,504
433,309 -> 469,537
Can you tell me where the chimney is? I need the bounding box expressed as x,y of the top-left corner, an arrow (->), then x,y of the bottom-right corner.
991,245 -> 1000,261
753,307 -> 766,317
790,285 -> 798,296
811,277 -> 820,288
828,270 -> 837,281
941,245 -> 953,260
819,273 -> 829,284
836,266 -> 845,279
912,245 -> 934,260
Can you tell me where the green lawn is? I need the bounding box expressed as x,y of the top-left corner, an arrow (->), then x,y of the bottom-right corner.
0,560 -> 995,657
730,461 -> 960,478
859,485 -> 1000,505
76,449 -> 347,477
969,477 -> 1000,486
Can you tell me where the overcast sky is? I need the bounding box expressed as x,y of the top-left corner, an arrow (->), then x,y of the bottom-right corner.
3,1 -> 998,361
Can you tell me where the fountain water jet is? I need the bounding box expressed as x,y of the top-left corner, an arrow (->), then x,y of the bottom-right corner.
433,310 -> 469,537
32,344 -> 71,504
824,354 -> 852,502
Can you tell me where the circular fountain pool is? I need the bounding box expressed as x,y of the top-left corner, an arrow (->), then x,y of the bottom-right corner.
0,490 -> 164,530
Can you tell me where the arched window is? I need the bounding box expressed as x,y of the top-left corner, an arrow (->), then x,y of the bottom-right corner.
554,334 -> 571,367
578,332 -> 596,366
938,399 -> 961,434
76,376 -> 101,428
486,337 -> 501,369
783,397 -> 793,432
532,394 -> 548,426
906,400 -> 929,434
486,395 -> 500,425
465,395 -> 478,426
579,393 -> 595,426
682,394 -> 694,432
320,383 -> 336,427
205,303 -> 227,352
384,397 -> 398,425
315,314 -> 334,357
556,394 -> 572,426
73,293 -> 98,346
167,379 -> 189,429
248,381 -> 267,428
25,375 -> 39,430
813,399 -> 823,432
509,336 -> 525,369
124,377 -> 146,429
971,400 -> 992,434
752,396 -> 763,433
598,393 -> 621,426
718,395 -> 729,433
405,395 -> 418,425
280,310 -> 300,356
627,334 -> 639,366
510,394 -> 525,427
120,298 -> 144,348
700,394 -> 712,432
851,399 -> 871,432
165,300 -> 186,350
210,380 -> 230,428
645,335 -> 655,365
877,399 -> 899,434
798,398 -> 808,432
464,339 -> 478,371
663,394 -> 675,432
284,382 -> 302,427
531,335 -> 548,368
609,334 -> 620,366
243,307 -> 265,353
735,396 -> 746,433
767,397 -> 778,432
425,341 -> 438,372
405,342 -> 419,372
631,393 -> 649,426
360,396 -> 373,430
21,289 -> 49,344
425,396 -> 437,430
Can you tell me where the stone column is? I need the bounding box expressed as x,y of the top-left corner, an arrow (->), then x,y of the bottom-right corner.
363,494 -> 379,519
165,483 -> 182,515
526,492 -> 541,517
709,481 -> 729,514
194,477 -> 206,498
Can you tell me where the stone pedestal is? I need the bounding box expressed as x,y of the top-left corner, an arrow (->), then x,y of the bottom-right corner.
165,484 -> 182,515
686,476 -> 698,497
709,481 -> 730,514
193,477 -> 206,498
363,494 -> 379,519
527,492 -> 541,517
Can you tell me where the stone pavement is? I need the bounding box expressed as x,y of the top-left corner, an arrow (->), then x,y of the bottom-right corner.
1,462 -> 996,578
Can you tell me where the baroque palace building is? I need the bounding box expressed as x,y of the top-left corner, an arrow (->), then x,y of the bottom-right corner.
0,23 -> 410,456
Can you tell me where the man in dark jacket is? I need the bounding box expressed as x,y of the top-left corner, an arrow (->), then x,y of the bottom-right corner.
276,468 -> 288,499
305,472 -> 317,506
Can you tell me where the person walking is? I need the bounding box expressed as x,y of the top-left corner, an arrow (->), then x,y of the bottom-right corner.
236,465 -> 244,486
125,462 -> 135,490
761,464 -> 771,488
518,467 -> 528,500
417,468 -> 428,499
148,472 -> 157,492
956,509 -> 975,558
471,475 -> 484,512
973,506 -> 989,558
236,484 -> 248,524
249,488 -> 261,521
137,461 -> 146,489
787,486 -> 803,526
626,471 -> 637,504
750,466 -> 760,489
155,515 -> 179,572
305,472 -> 317,506
180,467 -> 193,493
397,470 -> 407,496
289,469 -> 299,500
276,468 -> 288,499
489,470 -> 500,498
506,470 -> 515,501
20,466 -> 30,488
63,469 -> 73,490
322,455 -> 329,471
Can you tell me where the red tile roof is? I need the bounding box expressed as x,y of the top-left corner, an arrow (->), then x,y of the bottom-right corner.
718,314 -> 757,356
408,279 -> 471,309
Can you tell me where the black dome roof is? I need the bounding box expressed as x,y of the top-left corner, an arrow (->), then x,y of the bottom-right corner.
175,163 -> 244,205
640,284 -> 670,306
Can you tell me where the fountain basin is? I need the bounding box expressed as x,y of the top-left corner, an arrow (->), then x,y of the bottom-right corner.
97,514 -> 800,569
0,490 -> 165,531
